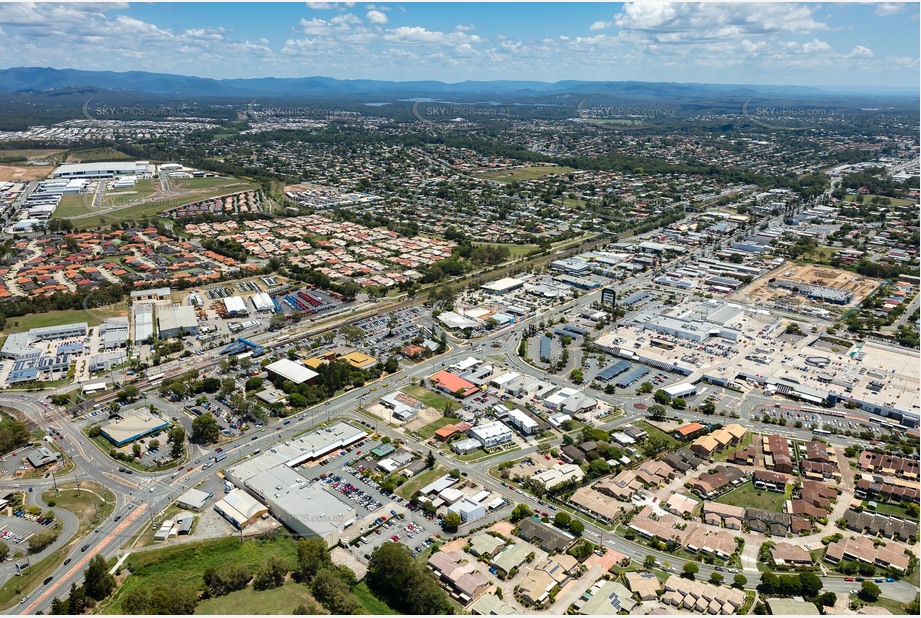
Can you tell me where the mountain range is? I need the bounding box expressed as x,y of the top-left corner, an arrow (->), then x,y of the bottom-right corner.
1,66 -> 916,100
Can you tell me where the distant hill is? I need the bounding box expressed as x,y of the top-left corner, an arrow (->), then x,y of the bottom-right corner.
1,66 -> 915,100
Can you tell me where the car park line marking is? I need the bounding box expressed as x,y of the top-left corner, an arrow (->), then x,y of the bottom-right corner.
20,503 -> 147,615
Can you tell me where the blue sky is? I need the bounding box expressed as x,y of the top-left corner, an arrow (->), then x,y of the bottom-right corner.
0,2 -> 917,87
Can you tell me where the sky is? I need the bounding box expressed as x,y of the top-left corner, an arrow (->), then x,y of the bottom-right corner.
0,2 -> 917,88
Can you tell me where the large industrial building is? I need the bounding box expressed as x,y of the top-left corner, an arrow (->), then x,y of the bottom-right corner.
156,304 -> 199,338
221,422 -> 366,545
52,161 -> 151,179
1,322 -> 88,360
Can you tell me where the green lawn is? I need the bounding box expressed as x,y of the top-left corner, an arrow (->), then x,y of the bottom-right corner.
637,421 -> 680,450
477,165 -> 576,182
416,416 -> 456,439
864,500 -> 919,522
396,466 -> 447,500
0,307 -> 120,335
404,385 -> 456,413
473,242 -> 539,260
844,194 -> 915,207
42,481 -> 116,538
0,148 -> 65,160
195,581 -> 322,615
54,193 -> 95,218
101,536 -> 298,614
847,594 -> 908,615
352,581 -> 399,615
714,483 -> 786,512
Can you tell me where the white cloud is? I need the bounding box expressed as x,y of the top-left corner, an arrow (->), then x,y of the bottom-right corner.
589,20 -> 613,32
306,2 -> 355,10
848,44 -> 874,58
875,3 -> 906,16
366,10 -> 387,25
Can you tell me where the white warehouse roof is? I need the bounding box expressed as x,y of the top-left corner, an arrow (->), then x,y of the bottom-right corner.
224,296 -> 247,314
266,359 -> 318,385
251,292 -> 274,312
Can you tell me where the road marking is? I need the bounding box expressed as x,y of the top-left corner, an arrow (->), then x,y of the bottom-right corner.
101,472 -> 139,489
20,503 -> 148,615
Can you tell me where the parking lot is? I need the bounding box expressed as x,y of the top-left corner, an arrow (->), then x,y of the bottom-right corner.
296,438 -> 443,562
1,512 -> 55,548
353,306 -> 433,358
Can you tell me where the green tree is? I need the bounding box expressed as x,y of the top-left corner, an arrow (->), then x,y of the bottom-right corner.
66,583 -> 86,615
682,562 -> 699,579
859,581 -> 881,602
168,426 -> 185,459
191,414 -> 221,445
554,512 -> 572,528
296,537 -> 331,582
648,404 -> 667,421
798,571 -> 823,598
50,597 -> 67,615
443,512 -> 462,531
733,574 -> 748,589
568,519 -> 584,536
587,458 -> 611,478
510,503 -> 532,522
311,567 -> 360,614
709,572 -> 724,585
0,540 -> 8,562
638,381 -> 654,394
252,557 -> 288,591
653,389 -> 671,405
425,450 -> 435,469
83,554 -> 116,601
644,555 -> 656,569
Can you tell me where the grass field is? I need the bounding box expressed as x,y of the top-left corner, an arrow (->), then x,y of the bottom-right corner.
404,385 -> 455,414
101,535 -> 298,614
864,500 -> 919,521
0,307 -> 120,336
396,466 -> 447,500
352,581 -> 399,615
54,193 -> 94,218
473,242 -> 539,260
477,165 -> 576,182
195,581 -> 322,615
848,594 -> 908,615
66,148 -> 133,163
844,194 -> 915,207
416,416 -> 455,439
637,421 -> 680,450
714,483 -> 786,512
42,481 -> 116,538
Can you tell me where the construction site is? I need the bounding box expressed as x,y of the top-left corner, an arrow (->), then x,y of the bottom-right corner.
736,263 -> 881,311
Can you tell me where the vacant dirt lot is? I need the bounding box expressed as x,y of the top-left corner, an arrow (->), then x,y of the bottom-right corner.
735,263 -> 880,309
0,164 -> 53,182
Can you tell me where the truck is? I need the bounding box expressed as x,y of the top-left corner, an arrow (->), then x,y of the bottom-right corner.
214,452 -> 227,463
224,481 -> 233,494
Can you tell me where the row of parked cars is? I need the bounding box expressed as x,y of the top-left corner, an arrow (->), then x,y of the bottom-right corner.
322,475 -> 382,511
13,510 -> 55,526
1,529 -> 25,544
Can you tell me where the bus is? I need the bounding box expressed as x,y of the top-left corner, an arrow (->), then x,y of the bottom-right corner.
213,452 -> 227,462
812,428 -> 831,436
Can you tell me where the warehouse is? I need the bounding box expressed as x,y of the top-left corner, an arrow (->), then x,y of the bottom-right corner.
266,358 -> 319,385
132,304 -> 154,343
250,292 -> 275,313
176,488 -> 212,511
156,304 -> 199,338
99,414 -> 170,446
52,161 -> 151,178
481,277 -> 525,295
223,296 -> 249,317
99,317 -> 129,350
130,287 -> 172,302
214,489 -> 269,529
